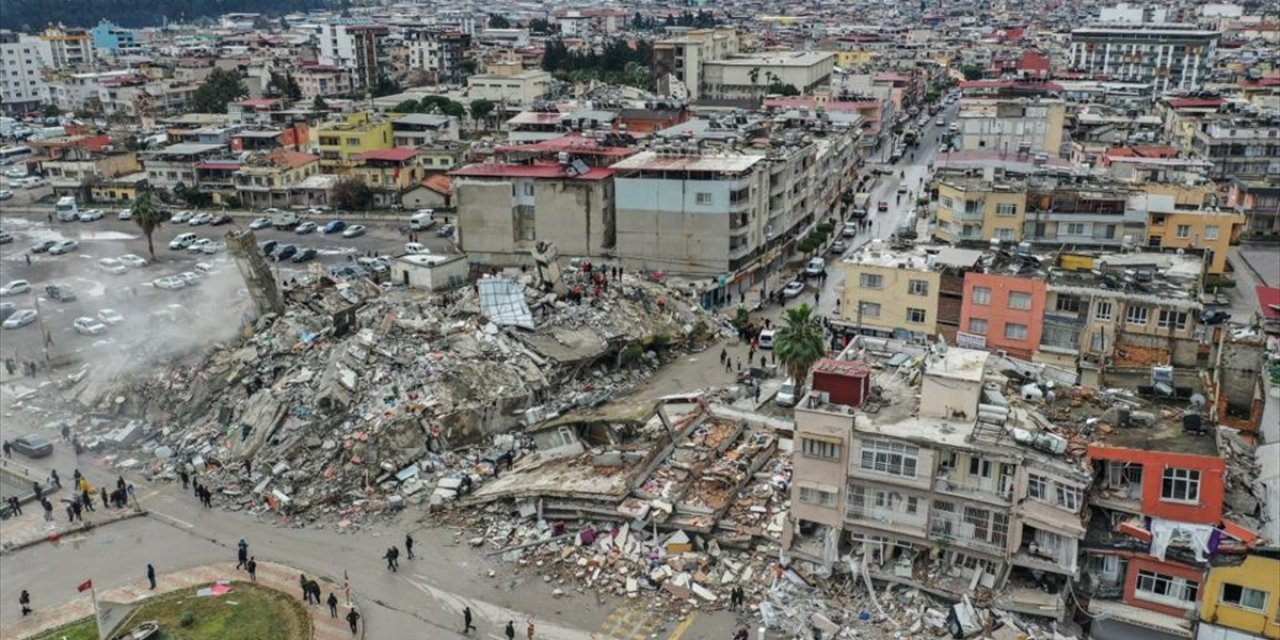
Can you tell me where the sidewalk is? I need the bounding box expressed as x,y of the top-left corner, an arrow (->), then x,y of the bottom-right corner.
3,561 -> 361,640
0,494 -> 146,554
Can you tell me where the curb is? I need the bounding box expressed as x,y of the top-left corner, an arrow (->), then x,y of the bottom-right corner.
0,508 -> 147,556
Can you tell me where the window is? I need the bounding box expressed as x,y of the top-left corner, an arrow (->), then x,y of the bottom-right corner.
799,485 -> 838,508
695,192 -> 712,205
1221,583 -> 1268,612
1176,224 -> 1191,239
905,496 -> 919,514
859,273 -> 884,289
969,318 -> 988,335
861,302 -> 882,318
801,438 -> 841,461
1136,570 -> 1199,608
972,286 -> 991,305
1158,310 -> 1188,331
1008,292 -> 1032,310
940,195 -> 955,209
1095,300 -> 1113,321
859,440 -> 920,478
1161,468 -> 1200,503
996,203 -> 1017,217
995,228 -> 1015,240
1055,295 -> 1082,314
968,457 -> 992,478
1065,222 -> 1089,236
874,491 -> 889,508
907,308 -> 927,324
523,183 -> 535,196
1055,485 -> 1081,510
345,137 -> 360,146
908,279 -> 929,296
1126,305 -> 1149,325
1204,225 -> 1219,240
1028,474 -> 1047,500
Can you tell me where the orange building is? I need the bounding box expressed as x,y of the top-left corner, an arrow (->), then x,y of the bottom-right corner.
957,271 -> 1046,361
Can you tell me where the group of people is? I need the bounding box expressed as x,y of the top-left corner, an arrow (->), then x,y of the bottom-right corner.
2,357 -> 40,379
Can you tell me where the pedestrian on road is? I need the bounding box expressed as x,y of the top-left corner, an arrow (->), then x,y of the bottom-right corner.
723,357 -> 731,373
753,385 -> 761,403
2,441 -> 10,458
345,608 -> 360,635
299,574 -> 309,599
146,564 -> 156,590
71,499 -> 82,522
180,469 -> 189,490
237,539 -> 249,570
734,628 -> 749,640
735,359 -> 742,372
41,498 -> 53,521
405,533 -> 415,560
384,546 -> 399,572
505,620 -> 515,640
327,592 -> 339,618
192,480 -> 201,499
462,606 -> 476,634
7,496 -> 20,515
246,557 -> 257,582
100,487 -> 109,509
116,476 -> 126,491
526,618 -> 535,640
309,580 -> 323,604
126,484 -> 136,507
719,347 -> 726,365
50,470 -> 60,488
32,481 -> 41,501
81,489 -> 94,512
19,589 -> 31,616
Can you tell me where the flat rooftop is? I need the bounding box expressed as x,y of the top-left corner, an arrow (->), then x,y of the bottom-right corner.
925,348 -> 989,383
611,150 -> 764,174
713,51 -> 835,67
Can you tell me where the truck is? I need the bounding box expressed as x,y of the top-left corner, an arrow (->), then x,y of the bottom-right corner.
903,128 -> 919,146
55,196 -> 79,221
271,211 -> 301,229
851,192 -> 871,218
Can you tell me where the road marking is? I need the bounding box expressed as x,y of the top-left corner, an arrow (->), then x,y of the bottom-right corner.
150,511 -> 194,528
665,612 -> 697,640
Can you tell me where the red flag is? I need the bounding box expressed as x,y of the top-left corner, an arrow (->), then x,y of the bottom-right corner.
77,579 -> 93,592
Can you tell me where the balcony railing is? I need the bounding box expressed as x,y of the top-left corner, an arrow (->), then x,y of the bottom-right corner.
933,475 -> 1013,503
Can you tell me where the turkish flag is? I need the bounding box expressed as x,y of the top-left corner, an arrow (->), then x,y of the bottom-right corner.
77,580 -> 92,592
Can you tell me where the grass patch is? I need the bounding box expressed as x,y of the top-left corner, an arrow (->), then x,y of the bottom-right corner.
31,582 -> 310,640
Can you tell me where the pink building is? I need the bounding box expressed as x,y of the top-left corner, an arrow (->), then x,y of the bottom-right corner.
957,272 -> 1046,360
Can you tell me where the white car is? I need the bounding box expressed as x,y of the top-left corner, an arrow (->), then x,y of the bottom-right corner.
117,208 -> 133,220
188,212 -> 214,225
758,329 -> 776,350
170,210 -> 193,223
249,217 -> 273,230
0,189 -> 13,200
73,316 -> 108,335
775,378 -> 800,407
187,238 -> 212,252
306,207 -> 325,216
342,224 -> 366,238
79,209 -> 105,221
97,258 -> 127,274
1,280 -> 32,296
49,239 -> 79,254
97,308 -> 124,326
782,280 -> 806,299
295,221 -> 318,234
169,233 -> 197,250
404,242 -> 429,254
200,241 -> 226,254
119,254 -> 148,268
2,309 -> 37,329
176,272 -> 202,286
153,276 -> 187,290
194,262 -> 216,274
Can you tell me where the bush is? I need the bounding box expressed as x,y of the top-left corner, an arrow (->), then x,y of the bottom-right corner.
816,222 -> 834,235
916,196 -> 930,206
180,612 -> 195,627
1203,276 -> 1236,290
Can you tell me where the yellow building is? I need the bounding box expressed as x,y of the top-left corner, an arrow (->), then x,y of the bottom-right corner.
832,50 -> 877,68
934,177 -> 1027,244
234,150 -> 321,209
314,113 -> 392,166
1137,192 -> 1245,275
838,245 -> 940,341
1197,551 -> 1280,640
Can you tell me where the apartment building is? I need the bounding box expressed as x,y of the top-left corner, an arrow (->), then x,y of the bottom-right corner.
294,65 -> 353,99
1195,550 -> 1280,640
465,70 -> 552,108
935,173 -> 1028,245
39,26 -> 95,70
786,346 -> 1090,621
449,161 -> 615,264
0,30 -> 49,114
955,95 -> 1066,157
233,150 -> 321,210
837,245 -> 941,342
958,271 -> 1047,361
1023,182 -> 1145,249
348,149 -> 422,208
391,114 -> 459,147
1068,24 -> 1220,92
1135,192 -> 1245,275
652,28 -> 740,100
699,52 -> 836,100
143,143 -> 228,191
1190,114 -> 1280,182
318,24 -> 389,90
313,113 -> 392,167
553,8 -> 627,38
36,139 -> 141,201
402,28 -> 471,86
88,21 -> 138,55
1228,176 -> 1280,240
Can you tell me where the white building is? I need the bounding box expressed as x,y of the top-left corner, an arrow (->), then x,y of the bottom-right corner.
1069,24 -> 1220,92
317,24 -> 389,90
465,70 -> 552,108
700,52 -> 837,100
0,30 -> 49,114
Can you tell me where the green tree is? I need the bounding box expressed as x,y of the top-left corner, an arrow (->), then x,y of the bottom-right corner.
331,177 -> 373,211
191,67 -> 247,113
488,12 -> 511,29
393,99 -> 421,113
773,304 -> 827,386
961,64 -> 984,81
469,98 -> 496,128
370,75 -> 402,98
767,81 -> 800,96
41,104 -> 61,119
528,17 -> 552,34
284,72 -> 302,101
749,66 -> 760,88
312,95 -> 329,111
131,192 -> 168,261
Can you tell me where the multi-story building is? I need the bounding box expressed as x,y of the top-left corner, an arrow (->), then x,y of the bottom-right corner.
142,143 -> 228,191
935,172 -> 1029,245
39,25 -> 95,70
33,135 -> 141,201
449,161 -> 616,264
233,150 -> 321,210
0,30 -> 49,114
1068,24 -> 1220,92
837,245 -> 941,342
88,21 -> 138,55
318,24 -> 389,90
349,149 -> 423,207
958,271 -> 1047,361
294,64 -> 353,99
402,29 -> 471,86
699,52 -> 836,100
1190,114 -> 1280,182
786,345 -> 1090,622
1023,182 -> 1144,249
465,70 -> 552,109
652,28 -> 740,100
1195,550 -> 1280,640
954,95 -> 1066,157
313,112 -> 392,167
1135,192 -> 1245,275
391,114 -> 460,147
1228,176 -> 1280,240
552,8 -> 627,37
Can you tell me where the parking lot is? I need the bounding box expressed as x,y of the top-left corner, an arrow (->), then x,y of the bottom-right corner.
0,205 -> 459,368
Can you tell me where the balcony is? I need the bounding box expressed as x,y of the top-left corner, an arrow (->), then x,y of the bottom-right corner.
933,473 -> 1013,505
845,505 -> 926,534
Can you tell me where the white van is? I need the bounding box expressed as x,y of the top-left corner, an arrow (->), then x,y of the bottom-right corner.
55,196 -> 79,221
404,242 -> 429,254
409,210 -> 436,231
804,257 -> 825,277
758,329 -> 776,350
775,378 -> 800,407
169,233 -> 198,250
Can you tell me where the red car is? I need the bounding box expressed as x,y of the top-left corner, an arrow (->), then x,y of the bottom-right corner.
210,214 -> 234,226
877,201 -> 889,212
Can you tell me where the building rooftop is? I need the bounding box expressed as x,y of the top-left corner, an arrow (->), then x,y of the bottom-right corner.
152,143 -> 225,156
354,148 -> 418,163
397,253 -> 460,267
925,347 -> 989,383
712,51 -> 834,67
449,160 -> 613,181
842,242 -> 939,271
610,151 -> 764,174
393,113 -> 453,127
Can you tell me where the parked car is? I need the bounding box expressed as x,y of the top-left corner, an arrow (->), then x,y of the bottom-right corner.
404,242 -> 429,254
0,230 -> 11,244
249,217 -> 273,230
45,284 -> 76,302
31,240 -> 57,253
877,201 -> 889,212
758,329 -> 776,350
117,208 -> 133,220
200,241 -> 226,254
176,272 -> 202,286
436,223 -> 455,238
0,302 -> 14,321
97,258 -> 127,274
2,308 -> 37,329
97,308 -> 124,326
194,262 -> 216,274
804,257 -> 825,278
272,244 -> 298,261
829,239 -> 847,254
258,239 -> 278,256
782,280 -> 806,299
79,208 -> 104,221
119,254 -> 148,268
153,276 -> 186,291
0,280 -> 31,296
322,220 -> 347,234
333,265 -> 371,279
188,212 -> 214,225
210,214 -> 233,226
170,210 -> 193,223
897,184 -> 908,195
295,221 -> 318,234
49,239 -> 79,254
775,378 -> 800,407
73,316 -> 108,335
1201,309 -> 1231,325
306,207 -> 326,216
9,434 -> 53,458
187,238 -> 212,252
290,247 -> 318,263
342,224 -> 366,238
0,189 -> 13,200
169,233 -> 198,250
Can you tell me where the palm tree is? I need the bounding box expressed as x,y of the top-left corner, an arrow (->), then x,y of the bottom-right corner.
131,192 -> 167,261
773,304 -> 827,386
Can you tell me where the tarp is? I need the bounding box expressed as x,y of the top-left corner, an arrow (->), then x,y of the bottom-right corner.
477,277 -> 535,330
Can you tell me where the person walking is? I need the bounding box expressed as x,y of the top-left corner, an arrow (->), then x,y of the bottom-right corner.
41,498 -> 53,522
345,608 -> 360,635
146,564 -> 156,590
100,487 -> 109,510
462,606 -> 476,634
299,574 -> 309,600
2,441 -> 10,458
237,539 -> 249,570
327,592 -> 339,618
81,488 -> 94,512
384,546 -> 399,572
526,618 -> 535,640
719,347 -> 727,366
50,470 -> 60,488
71,498 -> 82,522
180,469 -> 189,490
32,481 -> 42,501
19,590 -> 31,616
246,557 -> 257,582
505,620 -> 516,640
405,533 -> 415,560
307,580 -> 321,605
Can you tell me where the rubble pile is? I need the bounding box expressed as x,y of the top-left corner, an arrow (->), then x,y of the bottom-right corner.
17,270 -> 721,527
